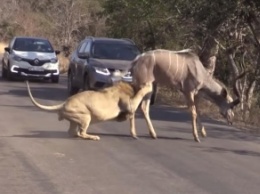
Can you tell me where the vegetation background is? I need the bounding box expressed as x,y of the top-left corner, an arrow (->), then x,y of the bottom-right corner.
0,0 -> 259,130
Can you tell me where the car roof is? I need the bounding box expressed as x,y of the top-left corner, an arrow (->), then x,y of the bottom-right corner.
13,36 -> 50,41
85,36 -> 136,45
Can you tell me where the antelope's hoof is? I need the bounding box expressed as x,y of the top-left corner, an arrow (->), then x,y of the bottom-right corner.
201,127 -> 207,138
150,132 -> 157,139
132,135 -> 139,140
194,137 -> 201,143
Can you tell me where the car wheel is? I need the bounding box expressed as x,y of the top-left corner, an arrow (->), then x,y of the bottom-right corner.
68,72 -> 79,96
1,62 -> 7,79
51,75 -> 59,83
6,64 -> 14,81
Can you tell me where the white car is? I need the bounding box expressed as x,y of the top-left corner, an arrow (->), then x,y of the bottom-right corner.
1,36 -> 60,83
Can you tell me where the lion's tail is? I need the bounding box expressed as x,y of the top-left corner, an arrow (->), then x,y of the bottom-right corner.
26,81 -> 65,111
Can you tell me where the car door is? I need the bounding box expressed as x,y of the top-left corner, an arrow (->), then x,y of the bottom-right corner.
73,40 -> 88,85
3,38 -> 15,69
77,40 -> 91,87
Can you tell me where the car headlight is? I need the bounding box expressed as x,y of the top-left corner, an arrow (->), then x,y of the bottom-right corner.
94,67 -> 110,75
50,58 -> 58,63
13,55 -> 22,61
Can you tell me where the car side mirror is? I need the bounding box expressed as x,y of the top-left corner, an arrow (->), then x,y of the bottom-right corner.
55,50 -> 60,55
78,52 -> 90,59
4,47 -> 10,53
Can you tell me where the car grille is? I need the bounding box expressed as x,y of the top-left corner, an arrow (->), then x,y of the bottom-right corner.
21,58 -> 51,66
15,67 -> 57,75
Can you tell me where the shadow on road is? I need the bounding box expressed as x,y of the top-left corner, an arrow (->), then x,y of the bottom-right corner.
90,132 -> 191,141
6,87 -> 67,101
135,105 -> 260,143
0,73 -> 68,102
9,130 -> 191,142
10,130 -> 70,139
0,104 -> 42,111
159,123 -> 260,143
136,104 -> 228,126
195,146 -> 260,157
136,105 -> 191,122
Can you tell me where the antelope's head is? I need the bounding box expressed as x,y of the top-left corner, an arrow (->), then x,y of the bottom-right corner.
219,71 -> 245,125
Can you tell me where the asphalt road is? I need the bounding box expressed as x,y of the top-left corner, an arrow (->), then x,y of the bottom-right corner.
0,73 -> 260,194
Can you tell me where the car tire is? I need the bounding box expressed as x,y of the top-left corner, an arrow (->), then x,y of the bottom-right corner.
51,75 -> 59,83
1,62 -> 7,79
68,72 -> 79,96
6,64 -> 14,81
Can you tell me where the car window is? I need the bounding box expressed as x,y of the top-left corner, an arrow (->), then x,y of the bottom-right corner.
9,38 -> 15,49
83,41 -> 91,53
91,42 -> 140,61
78,41 -> 88,54
12,38 -> 54,53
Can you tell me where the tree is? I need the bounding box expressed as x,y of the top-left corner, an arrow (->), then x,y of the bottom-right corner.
101,0 -> 260,123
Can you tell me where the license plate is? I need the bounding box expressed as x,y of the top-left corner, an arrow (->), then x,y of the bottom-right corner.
111,76 -> 122,83
28,67 -> 44,72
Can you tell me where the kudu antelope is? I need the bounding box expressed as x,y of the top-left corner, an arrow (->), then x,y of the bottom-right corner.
123,49 -> 244,142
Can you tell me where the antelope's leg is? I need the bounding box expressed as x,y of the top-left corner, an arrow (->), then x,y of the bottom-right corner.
141,92 -> 157,139
185,92 -> 200,142
129,113 -> 138,139
128,83 -> 154,139
196,113 -> 207,138
67,121 -> 78,137
194,95 -> 207,138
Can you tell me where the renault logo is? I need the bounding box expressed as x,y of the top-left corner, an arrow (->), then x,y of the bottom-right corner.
34,59 -> 39,65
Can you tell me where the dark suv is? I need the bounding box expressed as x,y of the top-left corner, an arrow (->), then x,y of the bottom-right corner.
67,36 -> 157,104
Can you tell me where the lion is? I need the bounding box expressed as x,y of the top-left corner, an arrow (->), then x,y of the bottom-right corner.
25,80 -> 152,140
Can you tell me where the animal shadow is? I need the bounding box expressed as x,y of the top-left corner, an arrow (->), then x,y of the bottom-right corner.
199,146 -> 260,158
11,130 -> 70,139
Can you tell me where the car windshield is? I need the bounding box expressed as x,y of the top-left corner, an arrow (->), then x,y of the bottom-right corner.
13,38 -> 54,53
91,42 -> 140,61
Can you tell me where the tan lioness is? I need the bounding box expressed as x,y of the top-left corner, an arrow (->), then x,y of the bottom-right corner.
26,80 -> 152,140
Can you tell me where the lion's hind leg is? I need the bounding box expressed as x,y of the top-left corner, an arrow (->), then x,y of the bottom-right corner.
67,121 -> 78,137
77,114 -> 100,141
63,107 -> 100,140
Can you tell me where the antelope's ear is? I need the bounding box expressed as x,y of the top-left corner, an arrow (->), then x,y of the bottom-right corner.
229,99 -> 240,109
221,88 -> 228,98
